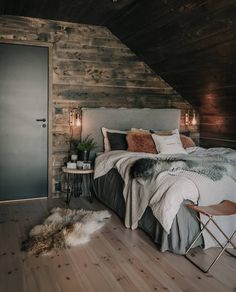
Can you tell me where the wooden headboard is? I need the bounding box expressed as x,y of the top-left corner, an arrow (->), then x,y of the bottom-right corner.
81,107 -> 181,157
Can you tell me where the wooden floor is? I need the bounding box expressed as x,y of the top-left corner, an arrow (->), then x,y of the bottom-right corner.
0,197 -> 235,292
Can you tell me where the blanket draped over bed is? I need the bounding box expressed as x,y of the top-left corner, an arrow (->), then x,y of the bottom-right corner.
130,154 -> 236,182
94,147 -> 236,248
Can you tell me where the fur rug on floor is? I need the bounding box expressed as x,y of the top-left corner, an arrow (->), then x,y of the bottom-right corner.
21,207 -> 111,255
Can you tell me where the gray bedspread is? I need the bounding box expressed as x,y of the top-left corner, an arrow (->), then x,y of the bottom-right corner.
94,168 -> 202,254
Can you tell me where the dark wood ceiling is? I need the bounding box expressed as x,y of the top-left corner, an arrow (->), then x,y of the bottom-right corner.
1,0 -> 236,147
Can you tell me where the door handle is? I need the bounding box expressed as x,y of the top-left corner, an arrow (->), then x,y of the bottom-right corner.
36,118 -> 46,122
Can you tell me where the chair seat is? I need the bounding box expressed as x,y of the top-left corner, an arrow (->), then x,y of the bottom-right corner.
186,200 -> 236,217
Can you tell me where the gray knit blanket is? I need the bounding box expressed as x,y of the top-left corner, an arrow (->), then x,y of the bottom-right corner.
130,154 -> 236,181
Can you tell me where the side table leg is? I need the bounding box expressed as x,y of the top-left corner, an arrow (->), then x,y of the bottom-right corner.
66,173 -> 72,205
72,173 -> 76,198
78,174 -> 82,196
88,173 -> 94,203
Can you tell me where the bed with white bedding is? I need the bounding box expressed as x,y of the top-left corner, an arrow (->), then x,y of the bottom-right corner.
81,107 -> 236,253
93,166 -> 201,254
94,147 -> 236,250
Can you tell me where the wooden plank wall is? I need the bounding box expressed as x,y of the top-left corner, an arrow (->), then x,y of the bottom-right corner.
0,15 -> 199,197
103,1 -> 236,149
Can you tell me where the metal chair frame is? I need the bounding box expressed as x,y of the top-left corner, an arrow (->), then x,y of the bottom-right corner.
185,208 -> 236,273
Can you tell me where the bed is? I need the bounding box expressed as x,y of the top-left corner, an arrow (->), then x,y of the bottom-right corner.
93,168 -> 201,254
81,108 -> 236,254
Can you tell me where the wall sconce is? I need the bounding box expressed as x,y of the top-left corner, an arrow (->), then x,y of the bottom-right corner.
69,108 -> 81,127
185,111 -> 190,126
185,110 -> 197,127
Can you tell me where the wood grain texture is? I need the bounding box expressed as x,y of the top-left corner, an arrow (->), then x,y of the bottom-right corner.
102,1 -> 236,149
0,197 -> 235,292
2,1 -> 236,147
0,15 -> 198,197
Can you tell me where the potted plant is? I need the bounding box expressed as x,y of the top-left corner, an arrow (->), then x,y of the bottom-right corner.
77,135 -> 97,161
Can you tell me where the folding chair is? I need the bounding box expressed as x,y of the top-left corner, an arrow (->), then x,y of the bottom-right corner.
185,200 -> 236,273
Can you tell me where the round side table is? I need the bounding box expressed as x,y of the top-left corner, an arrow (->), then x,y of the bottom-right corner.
62,167 -> 94,205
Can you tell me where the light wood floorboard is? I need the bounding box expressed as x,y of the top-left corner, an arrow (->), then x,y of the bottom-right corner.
0,197 -> 235,292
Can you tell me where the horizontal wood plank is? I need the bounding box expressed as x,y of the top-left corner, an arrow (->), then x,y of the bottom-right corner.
0,15 -> 198,196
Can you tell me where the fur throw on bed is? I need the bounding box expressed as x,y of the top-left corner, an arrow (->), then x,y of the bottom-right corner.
21,208 -> 111,255
130,155 -> 236,181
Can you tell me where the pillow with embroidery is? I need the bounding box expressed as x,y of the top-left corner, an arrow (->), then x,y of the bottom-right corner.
152,133 -> 187,154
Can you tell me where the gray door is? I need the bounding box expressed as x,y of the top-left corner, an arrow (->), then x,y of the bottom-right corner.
0,43 -> 48,201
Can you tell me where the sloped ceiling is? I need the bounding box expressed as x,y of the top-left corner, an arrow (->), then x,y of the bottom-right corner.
1,0 -> 236,147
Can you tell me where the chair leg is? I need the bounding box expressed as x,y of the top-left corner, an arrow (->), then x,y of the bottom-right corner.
210,219 -> 236,249
206,230 -> 236,272
225,230 -> 236,258
185,218 -> 211,254
185,215 -> 236,273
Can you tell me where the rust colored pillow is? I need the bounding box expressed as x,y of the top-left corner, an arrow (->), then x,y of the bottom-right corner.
126,131 -> 157,153
180,134 -> 196,149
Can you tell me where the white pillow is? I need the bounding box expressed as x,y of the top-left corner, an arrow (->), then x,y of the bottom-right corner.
152,133 -> 187,154
171,129 -> 179,135
101,127 -> 127,152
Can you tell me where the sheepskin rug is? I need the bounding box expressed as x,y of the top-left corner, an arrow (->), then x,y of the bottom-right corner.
21,207 -> 111,255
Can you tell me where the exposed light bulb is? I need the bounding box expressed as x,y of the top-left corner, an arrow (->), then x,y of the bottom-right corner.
192,111 -> 197,125
75,115 -> 81,127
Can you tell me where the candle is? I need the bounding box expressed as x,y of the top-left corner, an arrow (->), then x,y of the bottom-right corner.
71,154 -> 78,161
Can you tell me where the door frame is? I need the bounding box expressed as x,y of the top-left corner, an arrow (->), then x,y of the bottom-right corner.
0,39 -> 53,199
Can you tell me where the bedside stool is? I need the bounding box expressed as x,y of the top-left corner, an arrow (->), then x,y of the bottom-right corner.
62,167 -> 94,205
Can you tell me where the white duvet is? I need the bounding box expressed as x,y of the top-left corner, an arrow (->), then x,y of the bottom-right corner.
94,147 -> 236,248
